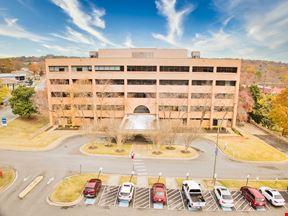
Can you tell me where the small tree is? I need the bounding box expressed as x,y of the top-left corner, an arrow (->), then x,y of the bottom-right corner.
9,86 -> 37,118
269,88 -> 288,136
237,86 -> 254,123
0,81 -> 9,104
160,119 -> 181,150
181,126 -> 203,153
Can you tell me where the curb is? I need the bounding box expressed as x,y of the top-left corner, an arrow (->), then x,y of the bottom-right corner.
47,194 -> 83,207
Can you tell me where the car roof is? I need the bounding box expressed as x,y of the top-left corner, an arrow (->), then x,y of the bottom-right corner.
216,186 -> 231,196
153,183 -> 165,188
86,182 -> 97,188
247,187 -> 264,198
121,182 -> 134,193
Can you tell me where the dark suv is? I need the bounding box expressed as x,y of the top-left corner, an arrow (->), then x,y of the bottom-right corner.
83,179 -> 102,198
240,186 -> 266,209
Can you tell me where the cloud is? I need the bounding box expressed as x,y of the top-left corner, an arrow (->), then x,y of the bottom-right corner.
42,43 -> 84,55
0,17 -> 49,42
50,0 -> 115,46
123,34 -> 134,48
152,0 -> 194,45
51,26 -> 95,45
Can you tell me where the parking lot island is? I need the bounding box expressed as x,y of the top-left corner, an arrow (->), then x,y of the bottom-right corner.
0,167 -> 16,192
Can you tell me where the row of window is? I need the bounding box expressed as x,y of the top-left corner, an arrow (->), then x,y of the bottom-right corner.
49,65 -> 238,73
52,104 -> 233,112
51,91 -> 234,99
50,79 -> 237,86
159,106 -> 234,112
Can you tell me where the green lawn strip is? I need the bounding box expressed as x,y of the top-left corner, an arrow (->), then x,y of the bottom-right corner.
50,173 -> 109,203
82,142 -> 132,156
203,179 -> 288,189
0,168 -> 16,190
119,175 -> 137,185
148,177 -> 166,186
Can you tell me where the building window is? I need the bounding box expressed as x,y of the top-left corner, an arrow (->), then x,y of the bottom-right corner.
160,66 -> 189,72
216,80 -> 236,86
159,80 -> 189,85
191,93 -> 212,99
72,79 -> 92,84
96,105 -> 124,110
192,80 -> 213,86
127,92 -> 156,98
71,66 -> 92,72
215,93 -> 234,99
159,93 -> 188,98
96,92 -> 124,98
216,67 -> 237,73
190,106 -> 211,112
127,80 -> 156,85
73,92 -> 93,98
74,104 -> 93,110
132,52 -> 154,58
192,66 -> 213,72
190,118 -> 210,120
95,65 -> 124,71
214,106 -> 234,112
50,79 -> 69,85
49,66 -> 68,72
127,66 -> 157,72
51,92 -> 70,97
159,106 -> 188,112
95,79 -> 124,85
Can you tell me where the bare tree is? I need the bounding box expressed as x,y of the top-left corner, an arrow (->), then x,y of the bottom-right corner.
160,119 -> 181,150
181,125 -> 204,153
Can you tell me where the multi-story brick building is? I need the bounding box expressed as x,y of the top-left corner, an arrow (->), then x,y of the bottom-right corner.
46,48 -> 241,128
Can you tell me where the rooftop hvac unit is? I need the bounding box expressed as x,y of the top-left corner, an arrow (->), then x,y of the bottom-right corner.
191,51 -> 200,59
89,51 -> 98,58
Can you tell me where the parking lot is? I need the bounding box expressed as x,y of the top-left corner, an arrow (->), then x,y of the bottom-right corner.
80,185 -> 287,214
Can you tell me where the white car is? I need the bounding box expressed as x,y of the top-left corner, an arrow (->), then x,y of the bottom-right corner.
214,186 -> 234,208
259,187 -> 286,207
118,182 -> 135,202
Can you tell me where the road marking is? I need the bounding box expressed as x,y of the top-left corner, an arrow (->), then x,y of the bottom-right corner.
18,176 -> 44,199
137,172 -> 148,176
136,169 -> 147,172
47,177 -> 55,185
133,162 -> 144,165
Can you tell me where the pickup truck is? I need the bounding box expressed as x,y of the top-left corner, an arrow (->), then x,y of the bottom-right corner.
182,180 -> 206,209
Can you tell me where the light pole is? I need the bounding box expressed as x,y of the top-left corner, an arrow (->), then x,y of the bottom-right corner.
129,171 -> 135,182
186,172 -> 190,180
246,174 -> 250,186
97,167 -> 103,178
213,173 -> 217,186
158,172 -> 162,182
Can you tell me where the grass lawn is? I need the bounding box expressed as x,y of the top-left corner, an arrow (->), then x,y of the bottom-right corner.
175,177 -> 191,187
50,173 -> 108,203
0,168 -> 16,190
82,142 -> 132,156
207,133 -> 287,161
204,179 -> 288,189
148,177 -> 166,186
0,115 -> 65,150
119,175 -> 137,185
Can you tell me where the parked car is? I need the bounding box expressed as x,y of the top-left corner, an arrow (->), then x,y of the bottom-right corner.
240,186 -> 266,209
118,182 -> 135,202
182,180 -> 206,209
151,183 -> 167,205
83,178 -> 102,198
259,187 -> 286,207
214,186 -> 234,208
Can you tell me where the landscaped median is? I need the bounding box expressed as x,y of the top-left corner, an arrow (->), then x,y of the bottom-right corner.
49,173 -> 109,205
119,175 -> 137,185
0,167 -> 16,192
207,131 -> 287,162
203,179 -> 288,190
81,142 -> 132,156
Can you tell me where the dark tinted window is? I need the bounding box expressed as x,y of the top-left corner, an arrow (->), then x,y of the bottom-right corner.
160,80 -> 188,85
217,67 -> 237,73
216,81 -> 236,86
160,66 -> 189,72
127,66 -> 157,72
192,80 -> 213,86
127,80 -> 156,85
95,79 -> 124,85
192,66 -> 213,72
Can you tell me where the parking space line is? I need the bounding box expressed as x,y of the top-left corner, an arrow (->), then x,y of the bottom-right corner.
133,187 -> 150,209
98,185 -> 120,207
167,189 -> 185,210
202,191 -> 220,212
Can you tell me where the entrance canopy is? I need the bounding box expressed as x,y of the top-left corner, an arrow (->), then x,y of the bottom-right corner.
121,114 -> 158,132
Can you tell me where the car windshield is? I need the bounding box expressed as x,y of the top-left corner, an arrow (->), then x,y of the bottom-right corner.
274,195 -> 283,199
85,188 -> 94,192
156,191 -> 164,196
222,195 -> 232,200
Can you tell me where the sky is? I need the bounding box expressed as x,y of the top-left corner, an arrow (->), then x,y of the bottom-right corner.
0,0 -> 288,62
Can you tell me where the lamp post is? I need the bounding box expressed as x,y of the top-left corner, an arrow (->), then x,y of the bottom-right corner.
129,171 -> 135,182
186,172 -> 190,180
158,172 -> 162,182
97,167 -> 103,178
213,173 -> 217,186
246,174 -> 250,186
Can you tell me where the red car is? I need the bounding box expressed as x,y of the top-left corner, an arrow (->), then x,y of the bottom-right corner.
83,179 -> 102,198
240,186 -> 266,209
151,183 -> 167,205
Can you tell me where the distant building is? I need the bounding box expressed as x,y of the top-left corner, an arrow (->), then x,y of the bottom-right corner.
258,85 -> 285,95
46,48 -> 241,128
